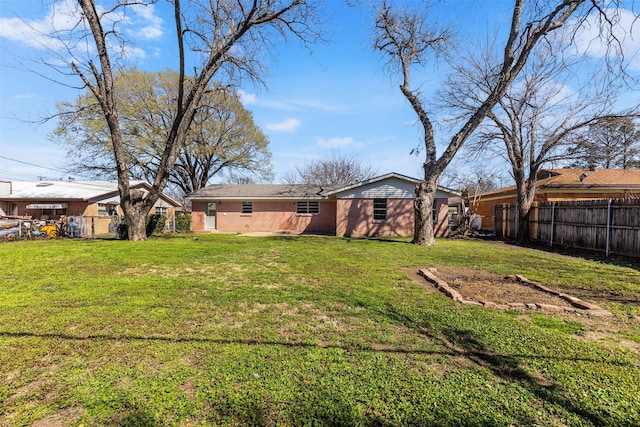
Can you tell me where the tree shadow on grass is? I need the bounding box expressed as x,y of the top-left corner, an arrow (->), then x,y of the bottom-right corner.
376,302 -> 632,426
438,327 -> 622,426
3,309 -> 636,426
497,238 -> 640,272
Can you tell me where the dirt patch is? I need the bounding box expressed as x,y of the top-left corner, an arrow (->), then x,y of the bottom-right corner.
403,266 -> 572,308
31,407 -> 84,427
431,265 -> 575,308
405,266 -> 640,358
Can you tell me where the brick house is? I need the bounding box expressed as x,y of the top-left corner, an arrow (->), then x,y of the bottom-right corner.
0,180 -> 181,236
188,172 -> 459,237
474,168 -> 640,231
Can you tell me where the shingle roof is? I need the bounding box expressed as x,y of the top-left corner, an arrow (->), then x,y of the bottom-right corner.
189,172 -> 461,200
188,184 -> 342,200
480,168 -> 640,198
538,168 -> 640,187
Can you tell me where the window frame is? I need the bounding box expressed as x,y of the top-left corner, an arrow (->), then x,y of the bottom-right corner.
42,207 -> 67,217
373,198 -> 387,221
98,203 -> 117,217
241,201 -> 253,215
296,201 -> 320,215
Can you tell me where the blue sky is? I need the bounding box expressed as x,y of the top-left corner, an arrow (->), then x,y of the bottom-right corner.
1,1 -> 638,184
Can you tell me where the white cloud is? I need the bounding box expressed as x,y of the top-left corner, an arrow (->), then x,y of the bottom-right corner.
0,0 -> 82,50
570,8 -> 640,70
0,0 -> 163,54
16,94 -> 39,100
127,3 -> 164,40
266,118 -> 301,133
315,136 -> 355,149
239,90 -> 258,105
118,45 -> 147,61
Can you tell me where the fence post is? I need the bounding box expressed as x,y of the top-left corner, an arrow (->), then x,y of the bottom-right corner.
502,204 -> 507,237
513,203 -> 520,239
606,199 -> 612,257
530,202 -> 538,241
550,202 -> 556,247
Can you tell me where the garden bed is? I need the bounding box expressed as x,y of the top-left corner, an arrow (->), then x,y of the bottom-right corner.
417,265 -> 612,316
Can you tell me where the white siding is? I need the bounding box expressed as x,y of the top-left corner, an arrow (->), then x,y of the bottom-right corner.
335,177 -> 453,199
335,178 -> 416,199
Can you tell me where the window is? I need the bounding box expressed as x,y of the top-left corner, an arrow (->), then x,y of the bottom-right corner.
155,207 -> 168,217
296,201 -> 319,215
98,203 -> 117,217
10,203 -> 18,216
206,202 -> 217,216
241,201 -> 253,214
373,198 -> 387,221
42,207 -> 66,216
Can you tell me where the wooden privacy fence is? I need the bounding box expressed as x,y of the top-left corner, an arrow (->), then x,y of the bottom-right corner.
494,199 -> 640,258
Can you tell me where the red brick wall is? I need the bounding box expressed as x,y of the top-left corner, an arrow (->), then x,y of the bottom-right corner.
191,197 -> 450,237
474,196 -> 516,231
192,200 -> 336,234
336,198 -> 449,237
433,199 -> 449,237
6,200 -> 89,220
191,201 -> 206,231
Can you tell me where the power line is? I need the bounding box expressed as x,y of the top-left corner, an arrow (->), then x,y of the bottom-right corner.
0,155 -> 144,192
0,155 -> 69,174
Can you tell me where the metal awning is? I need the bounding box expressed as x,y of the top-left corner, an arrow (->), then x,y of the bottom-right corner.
26,203 -> 68,209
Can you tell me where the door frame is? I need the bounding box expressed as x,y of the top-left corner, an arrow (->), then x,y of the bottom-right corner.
205,202 -> 217,231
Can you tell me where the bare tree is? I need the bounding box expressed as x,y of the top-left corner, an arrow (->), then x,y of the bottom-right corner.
373,0 -> 632,246
443,41 -> 635,242
281,151 -> 378,186
44,0 -> 319,240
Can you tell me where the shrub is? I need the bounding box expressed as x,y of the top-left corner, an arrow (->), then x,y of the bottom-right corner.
146,214 -> 166,236
174,214 -> 192,233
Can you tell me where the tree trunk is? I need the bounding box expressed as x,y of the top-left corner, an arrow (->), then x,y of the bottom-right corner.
515,181 -> 536,243
121,189 -> 152,241
516,209 -> 530,243
413,177 -> 438,246
126,209 -> 148,241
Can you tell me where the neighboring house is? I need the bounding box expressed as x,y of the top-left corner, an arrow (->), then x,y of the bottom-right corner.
188,172 -> 459,238
474,168 -> 640,230
0,180 -> 181,236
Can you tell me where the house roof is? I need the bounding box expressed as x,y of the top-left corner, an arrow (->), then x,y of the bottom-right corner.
188,172 -> 461,201
188,184 -> 341,200
480,168 -> 640,199
537,168 -> 640,188
1,180 -> 181,207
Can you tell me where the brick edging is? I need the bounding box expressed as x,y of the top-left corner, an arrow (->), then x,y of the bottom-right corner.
417,268 -> 613,317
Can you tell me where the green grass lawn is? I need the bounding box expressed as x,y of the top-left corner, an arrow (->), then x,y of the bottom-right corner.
1,235 -> 639,426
